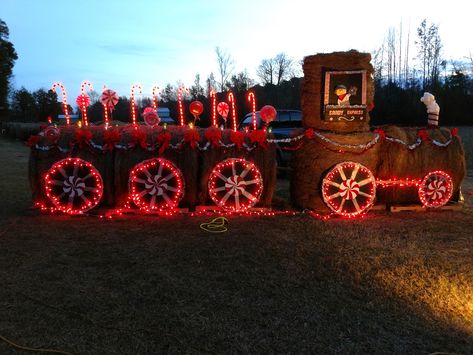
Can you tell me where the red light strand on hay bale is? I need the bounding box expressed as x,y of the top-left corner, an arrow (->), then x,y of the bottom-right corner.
51,82 -> 70,125
44,158 -> 103,214
418,170 -> 453,208
322,161 -> 376,218
208,158 -> 263,212
128,158 -> 185,212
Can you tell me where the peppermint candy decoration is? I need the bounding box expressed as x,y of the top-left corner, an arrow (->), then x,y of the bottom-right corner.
418,171 -> 453,208
76,94 -> 90,108
322,161 -> 376,217
100,89 -> 119,110
217,102 -> 229,120
129,158 -> 185,211
44,158 -> 103,214
142,107 -> 160,127
208,158 -> 263,212
41,126 -> 60,139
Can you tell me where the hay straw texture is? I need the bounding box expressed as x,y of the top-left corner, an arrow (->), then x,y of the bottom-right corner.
376,126 -> 466,205
291,127 -> 466,211
302,50 -> 374,133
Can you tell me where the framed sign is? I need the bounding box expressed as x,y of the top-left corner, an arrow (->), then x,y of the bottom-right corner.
323,70 -> 367,121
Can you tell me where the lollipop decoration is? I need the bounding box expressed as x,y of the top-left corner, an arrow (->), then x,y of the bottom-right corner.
260,105 -> 277,126
142,107 -> 160,127
217,102 -> 230,128
210,89 -> 217,127
247,91 -> 257,130
177,84 -> 189,126
189,101 -> 204,122
51,82 -> 70,124
100,87 -> 119,126
227,91 -> 237,132
151,85 -> 160,110
130,84 -> 142,125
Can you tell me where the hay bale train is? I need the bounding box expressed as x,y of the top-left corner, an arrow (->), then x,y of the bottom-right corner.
27,51 -> 466,217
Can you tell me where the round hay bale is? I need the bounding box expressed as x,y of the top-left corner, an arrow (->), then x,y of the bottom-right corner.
114,125 -> 199,210
291,131 -> 380,212
376,126 -> 466,205
197,129 -> 277,208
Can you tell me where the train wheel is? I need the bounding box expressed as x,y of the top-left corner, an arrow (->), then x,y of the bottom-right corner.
418,170 -> 453,208
129,158 -> 184,211
44,158 -> 103,214
322,161 -> 376,217
208,158 -> 263,212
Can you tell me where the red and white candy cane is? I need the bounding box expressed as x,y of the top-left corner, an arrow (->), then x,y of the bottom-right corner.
177,84 -> 189,126
79,81 -> 93,126
130,84 -> 142,125
210,89 -> 217,127
247,91 -> 257,131
227,91 -> 237,132
51,82 -> 70,124
151,85 -> 160,111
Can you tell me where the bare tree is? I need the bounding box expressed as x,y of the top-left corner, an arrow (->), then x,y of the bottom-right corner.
416,19 -> 443,90
256,58 -> 275,85
205,72 -> 217,96
274,53 -> 294,85
215,47 -> 234,92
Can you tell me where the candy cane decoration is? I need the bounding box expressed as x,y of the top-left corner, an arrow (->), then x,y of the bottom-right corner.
79,81 -> 93,126
210,89 -> 217,127
177,84 -> 189,126
247,91 -> 257,131
51,82 -> 70,125
101,85 -> 109,125
130,84 -> 142,125
151,85 -> 160,110
227,91 -> 237,131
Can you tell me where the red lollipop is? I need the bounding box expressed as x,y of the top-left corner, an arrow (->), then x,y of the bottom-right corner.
142,107 -> 160,127
189,100 -> 204,120
260,105 -> 277,124
217,102 -> 229,120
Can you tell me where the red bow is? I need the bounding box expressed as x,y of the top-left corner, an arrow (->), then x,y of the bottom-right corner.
131,127 -> 148,149
74,128 -> 92,148
204,127 -> 222,148
26,135 -> 40,147
230,130 -> 246,150
417,129 -> 429,142
249,129 -> 268,149
103,128 -> 120,151
304,128 -> 315,139
373,129 -> 385,139
450,128 -> 459,137
184,129 -> 200,150
156,131 -> 172,155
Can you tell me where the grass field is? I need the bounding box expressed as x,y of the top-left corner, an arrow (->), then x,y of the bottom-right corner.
0,129 -> 472,354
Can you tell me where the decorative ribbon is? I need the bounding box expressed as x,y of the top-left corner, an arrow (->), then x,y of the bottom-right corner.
26,135 -> 40,147
184,129 -> 200,150
156,131 -> 172,155
204,127 -> 222,148
103,128 -> 120,151
74,128 -> 92,149
230,130 -> 246,150
249,129 -> 268,149
131,127 -> 148,149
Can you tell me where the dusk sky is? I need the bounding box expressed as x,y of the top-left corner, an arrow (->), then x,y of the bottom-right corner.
2,0 -> 471,103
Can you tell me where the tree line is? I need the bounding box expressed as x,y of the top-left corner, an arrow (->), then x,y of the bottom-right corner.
1,18 -> 472,127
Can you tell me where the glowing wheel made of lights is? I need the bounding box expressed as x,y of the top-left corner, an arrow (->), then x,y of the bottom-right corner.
208,158 -> 263,212
129,158 -> 184,211
322,161 -> 376,217
44,158 -> 103,214
418,170 -> 453,208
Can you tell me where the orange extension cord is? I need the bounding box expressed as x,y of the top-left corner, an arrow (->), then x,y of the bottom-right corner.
0,334 -> 74,355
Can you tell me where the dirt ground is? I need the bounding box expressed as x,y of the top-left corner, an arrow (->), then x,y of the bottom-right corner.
0,132 -> 472,354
